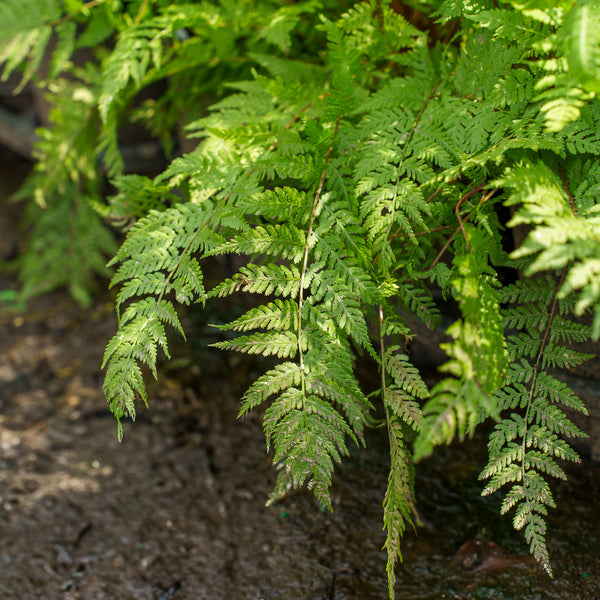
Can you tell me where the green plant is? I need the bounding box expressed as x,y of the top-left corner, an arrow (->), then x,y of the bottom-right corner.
2,0 -> 600,596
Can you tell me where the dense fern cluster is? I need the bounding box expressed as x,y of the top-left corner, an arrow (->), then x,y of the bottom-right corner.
2,1 -> 600,597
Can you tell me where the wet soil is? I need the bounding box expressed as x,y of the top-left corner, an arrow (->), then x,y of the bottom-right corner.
1,147 -> 599,599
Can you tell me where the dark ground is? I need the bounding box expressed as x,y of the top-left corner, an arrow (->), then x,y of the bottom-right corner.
1,147 -> 599,600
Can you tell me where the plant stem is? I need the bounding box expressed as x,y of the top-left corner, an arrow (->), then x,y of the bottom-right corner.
297,115 -> 341,408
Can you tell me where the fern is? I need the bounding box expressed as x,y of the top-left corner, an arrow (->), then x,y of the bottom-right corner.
5,1 -> 600,597
14,74 -> 116,306
414,225 -> 508,460
102,202 -> 220,439
480,276 -> 590,575
0,0 -> 63,88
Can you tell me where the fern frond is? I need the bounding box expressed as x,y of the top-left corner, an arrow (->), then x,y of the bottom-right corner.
0,0 -> 61,86
503,303 -> 549,331
216,224 -> 306,262
209,264 -> 302,299
508,331 -> 542,361
102,203 -> 215,436
529,399 -> 585,438
534,372 -> 588,413
398,282 -> 440,329
561,0 -> 600,93
10,2 -> 600,595
481,441 -> 524,482
239,187 -> 311,225
19,189 -> 116,307
414,227 -> 508,459
307,272 -> 371,350
258,1 -> 321,53
212,331 -> 298,358
383,422 -> 417,600
384,389 -> 423,432
266,394 -> 352,509
384,347 -> 430,401
481,260 -> 589,577
524,426 -> 580,463
239,362 -> 303,416
487,414 -> 526,456
214,300 -> 298,333
414,378 -> 482,461
106,174 -> 176,221
540,343 -> 593,370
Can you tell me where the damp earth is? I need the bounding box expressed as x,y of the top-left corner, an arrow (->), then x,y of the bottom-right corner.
1,147 -> 599,600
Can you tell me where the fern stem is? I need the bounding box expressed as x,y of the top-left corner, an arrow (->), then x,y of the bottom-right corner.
48,0 -> 106,28
520,266 -> 568,509
425,186 -> 497,270
297,115 -> 341,406
379,305 -> 393,433
425,227 -> 459,271
373,82 -> 442,269
557,165 -> 579,217
454,188 -> 480,251
534,268 -> 567,375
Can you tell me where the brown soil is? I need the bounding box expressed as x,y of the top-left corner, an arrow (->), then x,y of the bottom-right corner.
1,148 -> 599,600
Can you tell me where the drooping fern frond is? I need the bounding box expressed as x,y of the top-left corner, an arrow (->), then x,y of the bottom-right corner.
15,73 -> 116,306
378,315 -> 427,599
414,225 -> 508,460
102,202 -> 222,439
561,0 -> 600,93
500,146 -> 600,337
19,183 -> 115,307
480,273 -> 590,575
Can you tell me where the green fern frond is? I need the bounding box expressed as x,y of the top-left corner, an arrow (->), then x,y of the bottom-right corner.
258,0 -> 321,53
0,0 -> 61,86
209,264 -> 302,299
240,362 -> 303,415
480,259 -> 589,576
217,224 -> 306,262
212,330 -> 299,358
383,422 -> 417,600
307,272 -> 371,350
503,303 -> 550,331
529,399 -> 585,438
102,203 -> 217,436
106,174 -> 176,221
414,226 -> 508,460
239,187 -> 311,225
561,0 -> 600,93
534,372 -> 589,413
267,401 -> 350,509
540,343 -> 594,369
397,282 -> 441,330
19,188 -> 115,307
508,331 -> 543,361
384,347 -> 430,402
213,300 -> 298,333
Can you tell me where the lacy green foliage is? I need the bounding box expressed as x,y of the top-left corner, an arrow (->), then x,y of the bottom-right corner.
480,275 -> 591,575
3,1 -> 600,597
414,226 -> 508,461
102,201 -> 221,439
14,75 -> 116,306
501,154 -> 600,337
